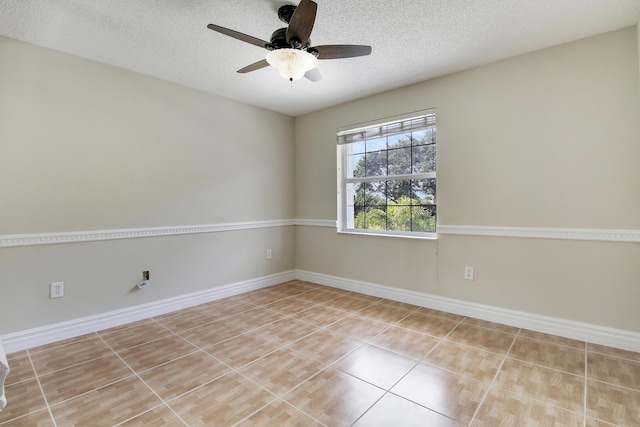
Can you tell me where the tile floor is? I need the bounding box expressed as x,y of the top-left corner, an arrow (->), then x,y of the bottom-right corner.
1,280 -> 639,426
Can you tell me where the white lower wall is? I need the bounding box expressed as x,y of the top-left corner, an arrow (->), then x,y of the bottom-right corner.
1,270 -> 296,353
0,225 -> 296,335
297,270 -> 640,353
296,225 -> 640,334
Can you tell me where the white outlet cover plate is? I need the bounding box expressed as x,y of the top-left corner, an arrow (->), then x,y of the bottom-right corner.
50,281 -> 64,298
464,266 -> 474,281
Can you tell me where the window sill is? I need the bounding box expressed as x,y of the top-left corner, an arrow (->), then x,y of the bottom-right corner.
337,229 -> 437,240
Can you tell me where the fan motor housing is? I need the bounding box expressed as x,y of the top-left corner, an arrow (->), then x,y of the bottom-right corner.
268,27 -> 312,51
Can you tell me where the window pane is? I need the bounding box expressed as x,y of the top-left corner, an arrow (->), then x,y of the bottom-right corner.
354,206 -> 386,230
388,133 -> 411,148
366,151 -> 387,177
387,204 -> 411,231
351,140 -> 366,154
366,182 -> 387,207
412,145 -> 436,173
350,153 -> 365,178
412,128 -> 436,146
387,179 -> 412,204
411,179 -> 436,205
387,147 -> 411,175
411,205 -> 436,232
366,137 -> 386,152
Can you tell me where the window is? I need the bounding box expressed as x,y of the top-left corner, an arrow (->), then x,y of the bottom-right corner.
337,110 -> 436,238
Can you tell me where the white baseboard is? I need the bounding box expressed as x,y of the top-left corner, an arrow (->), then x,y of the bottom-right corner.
296,270 -> 640,353
0,270 -> 296,354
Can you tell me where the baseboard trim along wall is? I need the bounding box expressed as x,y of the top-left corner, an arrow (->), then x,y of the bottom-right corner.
0,271 -> 296,354
3,269 -> 639,354
297,270 -> 640,352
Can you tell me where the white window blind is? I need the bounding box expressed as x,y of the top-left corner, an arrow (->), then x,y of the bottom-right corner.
337,113 -> 436,145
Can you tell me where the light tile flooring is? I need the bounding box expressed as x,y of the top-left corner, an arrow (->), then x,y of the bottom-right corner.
2,280 -> 640,426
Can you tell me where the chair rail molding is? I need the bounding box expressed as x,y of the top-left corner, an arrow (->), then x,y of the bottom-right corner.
437,225 -> 640,243
0,220 -> 296,248
4,220 -> 637,248
295,219 -> 336,228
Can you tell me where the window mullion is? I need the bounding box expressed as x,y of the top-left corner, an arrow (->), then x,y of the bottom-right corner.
346,172 -> 435,184
385,141 -> 389,230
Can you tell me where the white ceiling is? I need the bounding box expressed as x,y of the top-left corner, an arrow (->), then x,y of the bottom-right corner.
0,0 -> 638,116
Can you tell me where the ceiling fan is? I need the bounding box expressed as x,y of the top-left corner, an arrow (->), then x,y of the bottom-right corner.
207,0 -> 372,82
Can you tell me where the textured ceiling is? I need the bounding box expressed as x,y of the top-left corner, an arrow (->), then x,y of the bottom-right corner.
0,0 -> 639,116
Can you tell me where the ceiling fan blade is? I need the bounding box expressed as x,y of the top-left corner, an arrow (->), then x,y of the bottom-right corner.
314,45 -> 372,59
304,68 -> 322,82
207,24 -> 269,49
286,0 -> 317,46
237,59 -> 270,74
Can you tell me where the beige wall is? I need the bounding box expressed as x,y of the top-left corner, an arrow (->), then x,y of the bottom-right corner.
296,27 -> 640,332
1,26 -> 639,338
0,38 -> 295,233
0,37 -> 295,334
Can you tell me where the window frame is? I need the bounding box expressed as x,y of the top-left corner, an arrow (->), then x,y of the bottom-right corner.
336,109 -> 437,239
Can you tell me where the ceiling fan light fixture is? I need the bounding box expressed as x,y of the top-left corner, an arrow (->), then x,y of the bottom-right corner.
265,48 -> 318,81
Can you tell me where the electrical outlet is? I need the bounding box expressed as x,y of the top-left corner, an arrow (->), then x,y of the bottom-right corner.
50,282 -> 64,298
464,266 -> 474,281
266,249 -> 272,259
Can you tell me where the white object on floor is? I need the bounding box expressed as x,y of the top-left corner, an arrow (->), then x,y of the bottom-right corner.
0,339 -> 8,411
